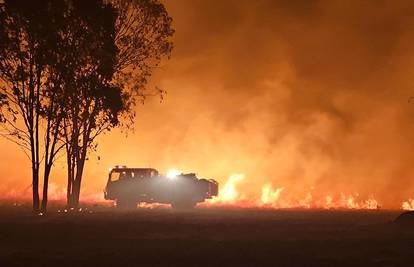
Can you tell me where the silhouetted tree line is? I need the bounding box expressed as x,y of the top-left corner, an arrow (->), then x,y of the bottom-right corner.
0,0 -> 173,212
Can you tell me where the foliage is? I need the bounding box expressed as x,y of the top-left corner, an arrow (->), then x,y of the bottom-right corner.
0,0 -> 68,211
64,0 -> 174,207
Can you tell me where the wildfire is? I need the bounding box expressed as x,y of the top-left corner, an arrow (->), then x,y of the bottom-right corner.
219,174 -> 245,202
206,173 -> 382,210
3,170 -> 414,211
210,174 -> 245,204
402,199 -> 414,211
261,184 -> 284,206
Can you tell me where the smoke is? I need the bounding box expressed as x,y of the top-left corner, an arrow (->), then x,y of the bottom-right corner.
134,0 -> 414,207
2,0 -> 414,208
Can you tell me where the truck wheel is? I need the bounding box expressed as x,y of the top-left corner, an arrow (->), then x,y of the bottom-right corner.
171,201 -> 196,211
116,198 -> 137,210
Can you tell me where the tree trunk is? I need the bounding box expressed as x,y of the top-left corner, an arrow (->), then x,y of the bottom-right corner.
67,173 -> 72,207
34,68 -> 41,212
67,160 -> 85,208
69,178 -> 81,208
41,165 -> 52,212
32,169 -> 40,212
66,148 -> 77,208
30,130 -> 40,212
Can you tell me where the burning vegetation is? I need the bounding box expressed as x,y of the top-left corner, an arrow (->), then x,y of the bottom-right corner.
205,173 -> 382,210
402,199 -> 414,211
3,170 -> 414,211
1,0 -> 414,214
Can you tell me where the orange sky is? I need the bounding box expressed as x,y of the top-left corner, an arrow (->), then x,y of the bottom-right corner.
2,0 -> 414,208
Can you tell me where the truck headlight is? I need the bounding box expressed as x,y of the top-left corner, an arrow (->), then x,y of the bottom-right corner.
167,169 -> 181,180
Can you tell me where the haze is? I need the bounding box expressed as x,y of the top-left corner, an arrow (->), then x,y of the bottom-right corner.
1,0 -> 414,208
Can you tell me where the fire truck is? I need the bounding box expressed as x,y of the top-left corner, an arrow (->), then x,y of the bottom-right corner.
104,166 -> 219,209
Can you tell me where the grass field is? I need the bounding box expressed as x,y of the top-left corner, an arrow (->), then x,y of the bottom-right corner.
0,205 -> 413,267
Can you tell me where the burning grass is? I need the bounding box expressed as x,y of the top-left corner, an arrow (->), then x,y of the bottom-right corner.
204,173 -> 382,210
2,173 -> 414,211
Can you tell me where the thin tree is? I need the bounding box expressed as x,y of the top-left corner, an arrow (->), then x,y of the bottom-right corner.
0,0 -> 66,212
65,0 -> 174,207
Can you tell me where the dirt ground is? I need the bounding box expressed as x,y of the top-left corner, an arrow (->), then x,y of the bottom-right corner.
0,204 -> 413,267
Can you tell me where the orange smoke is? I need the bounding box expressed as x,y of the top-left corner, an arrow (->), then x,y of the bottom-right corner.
2,0 -> 414,211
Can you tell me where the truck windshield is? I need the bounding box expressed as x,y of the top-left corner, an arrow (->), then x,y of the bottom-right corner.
110,170 -> 130,181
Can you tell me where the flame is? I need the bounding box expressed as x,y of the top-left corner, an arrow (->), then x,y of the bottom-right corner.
206,173 -> 381,210
364,198 -> 380,210
402,199 -> 414,211
261,184 -> 284,206
210,173 -> 245,204
2,171 -> 412,211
